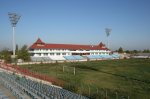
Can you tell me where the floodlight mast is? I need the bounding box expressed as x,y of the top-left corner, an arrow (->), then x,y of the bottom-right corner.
105,28 -> 112,49
8,12 -> 21,58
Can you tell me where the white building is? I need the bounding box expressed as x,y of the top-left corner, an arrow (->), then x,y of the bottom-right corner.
29,38 -> 111,61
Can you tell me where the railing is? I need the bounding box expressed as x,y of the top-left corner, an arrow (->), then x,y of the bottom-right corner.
0,62 -> 63,86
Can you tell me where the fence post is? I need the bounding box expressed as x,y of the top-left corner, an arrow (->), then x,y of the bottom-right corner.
96,88 -> 99,94
56,65 -> 58,76
115,92 -> 118,99
88,86 -> 91,97
74,67 -> 76,75
105,89 -> 107,99
63,66 -> 64,72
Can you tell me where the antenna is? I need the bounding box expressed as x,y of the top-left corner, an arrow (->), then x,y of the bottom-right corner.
8,12 -> 21,58
105,28 -> 112,49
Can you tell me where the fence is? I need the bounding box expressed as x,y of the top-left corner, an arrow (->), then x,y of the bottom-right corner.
0,62 -> 63,86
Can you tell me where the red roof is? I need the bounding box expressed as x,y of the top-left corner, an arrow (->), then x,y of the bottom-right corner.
35,38 -> 45,44
29,38 -> 108,50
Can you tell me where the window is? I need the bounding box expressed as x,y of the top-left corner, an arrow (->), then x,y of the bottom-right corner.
95,52 -> 98,55
56,53 -> 60,55
62,53 -> 66,55
91,53 -> 94,55
50,53 -> 54,55
44,53 -> 48,56
31,53 -> 34,56
103,52 -> 106,54
49,49 -> 52,51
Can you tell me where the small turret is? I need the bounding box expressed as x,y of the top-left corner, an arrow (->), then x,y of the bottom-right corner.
98,42 -> 105,48
35,38 -> 45,46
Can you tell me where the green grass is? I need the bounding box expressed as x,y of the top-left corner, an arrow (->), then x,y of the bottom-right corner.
20,59 -> 150,99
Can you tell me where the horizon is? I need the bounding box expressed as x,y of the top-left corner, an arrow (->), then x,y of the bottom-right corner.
0,0 -> 150,51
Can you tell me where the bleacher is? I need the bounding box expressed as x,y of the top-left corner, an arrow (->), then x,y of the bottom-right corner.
0,71 -> 88,99
42,57 -> 52,61
64,56 -> 76,60
73,55 -> 85,60
0,73 -> 28,99
86,54 -> 118,60
86,55 -> 104,60
30,54 -> 120,62
30,57 -> 52,62
111,54 -> 120,59
0,90 -> 9,99
49,56 -> 66,61
100,55 -> 113,59
64,55 -> 85,61
92,55 -> 103,59
86,55 -> 97,59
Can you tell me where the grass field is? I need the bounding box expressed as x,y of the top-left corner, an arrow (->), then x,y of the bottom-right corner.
20,59 -> 150,99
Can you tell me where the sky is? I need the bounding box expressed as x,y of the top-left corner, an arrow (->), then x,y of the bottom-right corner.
0,0 -> 150,51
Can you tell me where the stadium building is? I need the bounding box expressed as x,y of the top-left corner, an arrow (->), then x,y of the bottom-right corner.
29,38 -> 118,61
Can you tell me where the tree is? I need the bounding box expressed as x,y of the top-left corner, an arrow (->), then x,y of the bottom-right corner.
0,48 -> 11,63
125,50 -> 130,54
16,44 -> 19,54
143,49 -> 150,53
118,47 -> 124,53
17,45 -> 30,61
133,50 -> 138,54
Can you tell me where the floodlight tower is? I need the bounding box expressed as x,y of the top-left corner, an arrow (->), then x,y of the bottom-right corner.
8,12 -> 21,58
105,28 -> 112,49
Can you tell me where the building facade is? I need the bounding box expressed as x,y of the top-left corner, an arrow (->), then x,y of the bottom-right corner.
29,38 -> 110,60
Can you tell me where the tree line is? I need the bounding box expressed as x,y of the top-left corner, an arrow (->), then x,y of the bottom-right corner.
0,45 -> 30,63
117,47 -> 150,54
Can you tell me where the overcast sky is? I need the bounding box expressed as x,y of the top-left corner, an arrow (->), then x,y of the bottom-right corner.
0,0 -> 150,51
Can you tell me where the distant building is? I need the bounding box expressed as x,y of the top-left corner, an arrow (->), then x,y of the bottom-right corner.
131,53 -> 150,59
29,38 -> 111,61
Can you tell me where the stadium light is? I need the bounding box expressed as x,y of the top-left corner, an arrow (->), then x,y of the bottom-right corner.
105,28 -> 112,49
8,12 -> 21,58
